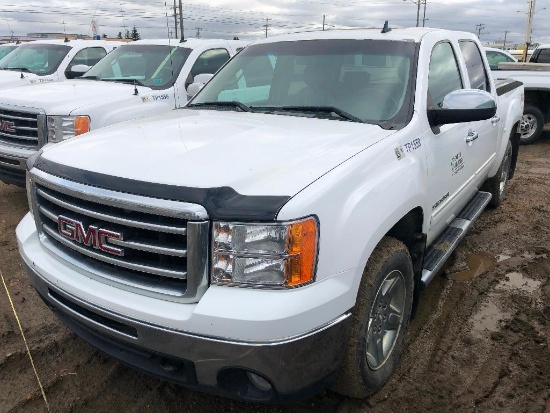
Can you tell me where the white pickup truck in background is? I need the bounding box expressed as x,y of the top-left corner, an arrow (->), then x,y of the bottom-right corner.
0,39 -> 120,89
0,38 -> 245,186
18,27 -> 523,402
491,44 -> 550,144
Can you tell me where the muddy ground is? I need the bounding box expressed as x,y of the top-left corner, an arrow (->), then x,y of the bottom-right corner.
1,134 -> 549,413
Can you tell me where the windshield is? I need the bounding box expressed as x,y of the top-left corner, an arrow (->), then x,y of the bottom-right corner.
0,45 -> 17,60
485,50 -> 516,70
83,44 -> 191,89
190,39 -> 417,128
0,44 -> 70,75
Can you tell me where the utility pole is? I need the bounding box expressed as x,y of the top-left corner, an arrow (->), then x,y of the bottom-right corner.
416,0 -> 421,27
263,18 -> 270,38
195,27 -> 202,38
422,0 -> 427,27
503,30 -> 510,49
524,0 -> 536,61
475,23 -> 485,38
173,0 -> 178,39
178,0 -> 184,41
323,14 -> 326,31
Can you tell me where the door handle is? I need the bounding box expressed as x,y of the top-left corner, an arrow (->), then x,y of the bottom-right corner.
466,130 -> 478,143
491,115 -> 501,125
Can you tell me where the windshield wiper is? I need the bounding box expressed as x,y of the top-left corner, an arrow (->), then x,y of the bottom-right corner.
188,101 -> 252,112
5,67 -> 31,73
102,78 -> 145,86
80,75 -> 100,81
253,106 -> 364,123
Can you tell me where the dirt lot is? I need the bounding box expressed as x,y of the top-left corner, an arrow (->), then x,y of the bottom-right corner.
1,134 -> 549,413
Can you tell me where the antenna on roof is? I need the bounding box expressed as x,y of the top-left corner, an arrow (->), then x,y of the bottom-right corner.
381,20 -> 391,34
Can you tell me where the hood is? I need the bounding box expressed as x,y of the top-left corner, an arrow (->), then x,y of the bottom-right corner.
0,79 -> 151,113
40,109 -> 394,197
0,70 -> 43,89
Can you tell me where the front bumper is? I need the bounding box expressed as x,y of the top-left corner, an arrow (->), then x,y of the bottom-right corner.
25,260 -> 351,402
0,152 -> 27,186
17,213 -> 354,402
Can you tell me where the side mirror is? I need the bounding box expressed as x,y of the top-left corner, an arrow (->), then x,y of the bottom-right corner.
67,64 -> 91,79
186,73 -> 214,99
428,89 -> 497,127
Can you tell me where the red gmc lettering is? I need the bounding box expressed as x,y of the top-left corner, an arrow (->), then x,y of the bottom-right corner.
0,120 -> 16,133
57,216 -> 124,256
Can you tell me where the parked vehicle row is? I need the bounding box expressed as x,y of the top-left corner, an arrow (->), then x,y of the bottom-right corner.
0,38 -> 245,186
16,27 -> 524,402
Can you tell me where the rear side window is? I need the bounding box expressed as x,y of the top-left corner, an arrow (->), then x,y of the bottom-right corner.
188,48 -> 231,85
533,48 -> 550,63
428,42 -> 463,108
68,47 -> 107,70
459,41 -> 490,92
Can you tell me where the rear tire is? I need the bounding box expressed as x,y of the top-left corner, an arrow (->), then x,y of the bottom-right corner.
519,105 -> 544,144
482,140 -> 512,208
332,237 -> 414,398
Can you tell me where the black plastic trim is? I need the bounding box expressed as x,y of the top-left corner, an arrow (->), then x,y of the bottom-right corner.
496,80 -> 523,97
33,157 -> 291,221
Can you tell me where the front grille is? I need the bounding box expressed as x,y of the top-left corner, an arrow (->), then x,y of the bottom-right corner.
0,106 -> 45,149
31,169 -> 209,302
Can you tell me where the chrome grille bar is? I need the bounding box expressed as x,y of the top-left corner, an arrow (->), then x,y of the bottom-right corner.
39,205 -> 188,258
0,131 -> 40,141
0,113 -> 39,121
37,187 -> 187,235
42,225 -> 188,279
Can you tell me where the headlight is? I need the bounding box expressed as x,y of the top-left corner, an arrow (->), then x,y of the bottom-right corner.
26,171 -> 34,215
212,217 -> 318,288
47,115 -> 90,143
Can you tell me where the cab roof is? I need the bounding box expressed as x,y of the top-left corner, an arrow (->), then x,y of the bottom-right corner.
249,27 -> 477,45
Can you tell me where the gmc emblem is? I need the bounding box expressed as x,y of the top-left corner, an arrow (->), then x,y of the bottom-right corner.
57,216 -> 124,257
0,120 -> 16,133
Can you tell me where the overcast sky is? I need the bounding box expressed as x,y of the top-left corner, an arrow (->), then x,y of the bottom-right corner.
1,0 -> 549,47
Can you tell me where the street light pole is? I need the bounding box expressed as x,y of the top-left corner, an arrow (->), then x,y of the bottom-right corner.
524,0 -> 536,61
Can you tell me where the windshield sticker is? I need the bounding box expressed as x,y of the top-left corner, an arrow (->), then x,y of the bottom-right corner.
153,78 -> 163,83
451,152 -> 465,176
395,146 -> 405,160
404,138 -> 421,152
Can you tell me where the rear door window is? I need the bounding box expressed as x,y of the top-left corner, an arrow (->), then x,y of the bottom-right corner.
459,41 -> 490,92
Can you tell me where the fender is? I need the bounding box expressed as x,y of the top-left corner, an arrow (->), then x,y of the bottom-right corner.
278,127 -> 428,310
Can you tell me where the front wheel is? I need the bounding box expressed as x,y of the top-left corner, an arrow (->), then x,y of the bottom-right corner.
332,237 -> 414,398
519,105 -> 544,144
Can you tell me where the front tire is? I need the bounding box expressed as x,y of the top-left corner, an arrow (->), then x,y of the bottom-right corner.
332,237 -> 414,398
482,140 -> 512,208
519,105 -> 544,144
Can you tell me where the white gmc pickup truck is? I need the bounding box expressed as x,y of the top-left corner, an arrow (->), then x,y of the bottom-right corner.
17,27 -> 523,402
0,38 -> 245,186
